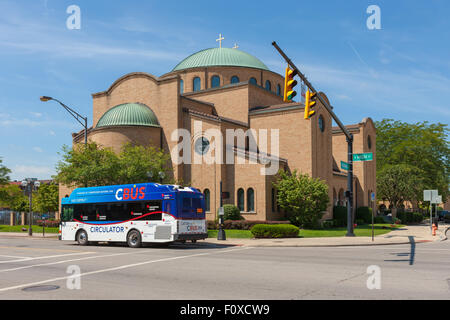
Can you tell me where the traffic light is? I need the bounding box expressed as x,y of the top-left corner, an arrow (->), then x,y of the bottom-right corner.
304,89 -> 317,120
283,66 -> 297,102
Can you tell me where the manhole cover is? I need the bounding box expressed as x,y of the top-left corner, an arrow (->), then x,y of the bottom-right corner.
22,285 -> 60,292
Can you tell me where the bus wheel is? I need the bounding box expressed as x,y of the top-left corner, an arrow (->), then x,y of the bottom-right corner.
191,240 -> 197,243
127,230 -> 142,248
76,230 -> 89,246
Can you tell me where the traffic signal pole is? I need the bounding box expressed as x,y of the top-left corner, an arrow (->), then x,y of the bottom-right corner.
272,41 -> 355,236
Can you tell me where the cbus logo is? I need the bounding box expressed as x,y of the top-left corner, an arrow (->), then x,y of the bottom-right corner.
115,185 -> 145,201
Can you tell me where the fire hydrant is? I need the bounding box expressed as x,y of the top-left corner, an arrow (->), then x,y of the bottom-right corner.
432,223 -> 437,236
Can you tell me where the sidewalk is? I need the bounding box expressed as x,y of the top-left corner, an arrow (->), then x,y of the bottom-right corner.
0,232 -> 58,238
202,223 -> 449,247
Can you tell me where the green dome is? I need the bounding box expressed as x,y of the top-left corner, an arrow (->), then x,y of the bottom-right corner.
172,48 -> 270,72
96,103 -> 160,128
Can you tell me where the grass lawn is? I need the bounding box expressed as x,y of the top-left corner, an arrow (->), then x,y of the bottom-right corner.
0,225 -> 59,233
207,224 -> 404,239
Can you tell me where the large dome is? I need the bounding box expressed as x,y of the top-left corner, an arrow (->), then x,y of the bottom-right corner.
96,103 -> 160,128
172,48 -> 270,72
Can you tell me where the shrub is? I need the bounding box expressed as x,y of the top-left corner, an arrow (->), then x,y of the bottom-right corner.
35,220 -> 60,228
208,220 -> 290,230
355,219 -> 365,225
333,206 -> 347,226
321,220 -> 334,228
356,207 -> 372,224
374,216 -> 385,224
217,204 -> 242,221
250,224 -> 300,238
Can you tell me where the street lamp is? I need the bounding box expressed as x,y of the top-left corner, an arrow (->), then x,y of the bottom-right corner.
20,178 -> 40,236
40,96 -> 88,145
146,171 -> 165,184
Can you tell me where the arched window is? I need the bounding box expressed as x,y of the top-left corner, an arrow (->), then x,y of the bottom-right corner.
265,80 -> 271,91
193,77 -> 201,92
237,188 -> 244,212
204,189 -> 210,212
249,77 -> 257,85
211,75 -> 220,88
231,76 -> 240,84
180,79 -> 184,94
277,84 -> 281,96
247,188 -> 255,212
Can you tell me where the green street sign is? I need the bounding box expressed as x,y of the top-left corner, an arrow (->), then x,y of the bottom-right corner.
341,161 -> 349,171
353,153 -> 373,162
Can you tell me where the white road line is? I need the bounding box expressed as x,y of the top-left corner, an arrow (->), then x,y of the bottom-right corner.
0,252 -> 95,264
0,251 -> 145,273
0,254 -> 31,259
0,247 -> 251,293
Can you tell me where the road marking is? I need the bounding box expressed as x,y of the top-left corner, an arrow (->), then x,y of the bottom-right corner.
0,245 -> 83,253
0,254 -> 31,259
0,251 -> 145,273
0,252 -> 95,264
0,247 -> 251,293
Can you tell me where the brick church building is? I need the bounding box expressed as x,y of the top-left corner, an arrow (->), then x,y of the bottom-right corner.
60,44 -> 376,222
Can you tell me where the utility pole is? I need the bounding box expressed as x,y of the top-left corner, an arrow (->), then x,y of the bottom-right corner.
272,41 -> 355,236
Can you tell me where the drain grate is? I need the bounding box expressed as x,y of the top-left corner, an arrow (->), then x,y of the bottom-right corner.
22,285 -> 60,292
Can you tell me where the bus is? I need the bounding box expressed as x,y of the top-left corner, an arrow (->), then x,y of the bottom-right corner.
60,183 -> 207,247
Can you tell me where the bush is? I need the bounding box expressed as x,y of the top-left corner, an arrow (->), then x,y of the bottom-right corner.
397,211 -> 423,224
217,204 -> 242,221
374,216 -> 385,223
333,206 -> 347,226
250,224 -> 300,238
207,220 -> 290,230
355,219 -> 365,225
35,220 -> 60,228
356,207 -> 372,224
321,220 -> 334,228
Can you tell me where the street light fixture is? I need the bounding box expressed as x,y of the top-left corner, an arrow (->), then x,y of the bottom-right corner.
40,96 -> 88,145
20,178 -> 40,236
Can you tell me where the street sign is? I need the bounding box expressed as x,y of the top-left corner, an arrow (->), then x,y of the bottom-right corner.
432,195 -> 442,204
424,190 -> 438,202
371,192 -> 375,202
353,153 -> 373,162
341,161 -> 349,171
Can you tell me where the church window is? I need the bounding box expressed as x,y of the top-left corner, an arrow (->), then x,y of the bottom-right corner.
265,80 -> 271,91
318,115 -> 325,132
231,76 -> 240,84
249,77 -> 257,85
237,188 -> 244,212
211,75 -> 220,88
204,189 -> 210,212
180,79 -> 184,94
194,137 -> 210,155
247,188 -> 255,212
193,77 -> 201,92
367,135 -> 372,149
277,84 -> 281,96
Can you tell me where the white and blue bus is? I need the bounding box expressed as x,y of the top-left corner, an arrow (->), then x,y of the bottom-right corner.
60,183 -> 207,247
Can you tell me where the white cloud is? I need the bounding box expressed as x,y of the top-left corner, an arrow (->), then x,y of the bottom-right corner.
32,147 -> 43,153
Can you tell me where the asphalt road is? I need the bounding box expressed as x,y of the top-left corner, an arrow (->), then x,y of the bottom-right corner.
0,237 -> 449,300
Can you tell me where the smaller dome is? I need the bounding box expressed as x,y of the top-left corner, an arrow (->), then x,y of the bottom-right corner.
96,103 -> 160,128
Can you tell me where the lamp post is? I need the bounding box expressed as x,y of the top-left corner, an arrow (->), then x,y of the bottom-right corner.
40,96 -> 88,145
147,171 -> 165,184
20,178 -> 40,236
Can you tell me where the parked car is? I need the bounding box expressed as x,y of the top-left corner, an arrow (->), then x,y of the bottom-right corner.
438,210 -> 450,222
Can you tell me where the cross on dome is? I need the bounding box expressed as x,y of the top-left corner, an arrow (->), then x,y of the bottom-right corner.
216,33 -> 225,48
233,43 -> 239,49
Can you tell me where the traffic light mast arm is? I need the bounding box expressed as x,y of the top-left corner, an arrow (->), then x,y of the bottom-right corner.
272,41 -> 352,142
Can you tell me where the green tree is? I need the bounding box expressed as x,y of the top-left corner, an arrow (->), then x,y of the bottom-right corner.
55,141 -> 172,187
375,119 -> 449,202
32,183 -> 59,214
376,164 -> 425,209
0,184 -> 28,212
273,170 -> 329,228
0,157 -> 11,186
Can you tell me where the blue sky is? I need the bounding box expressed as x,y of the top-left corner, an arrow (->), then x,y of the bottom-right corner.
0,0 -> 449,180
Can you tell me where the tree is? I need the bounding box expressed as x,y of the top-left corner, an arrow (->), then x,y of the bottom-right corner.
32,183 -> 59,214
0,157 -> 11,186
55,141 -> 172,187
376,164 -> 425,209
0,184 -> 28,212
375,119 -> 449,202
273,170 -> 329,228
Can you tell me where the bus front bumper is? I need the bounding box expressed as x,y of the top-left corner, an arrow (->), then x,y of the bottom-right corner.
174,233 -> 208,241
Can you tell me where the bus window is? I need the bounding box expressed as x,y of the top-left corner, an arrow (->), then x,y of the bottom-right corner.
62,205 -> 74,222
143,200 -> 162,220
